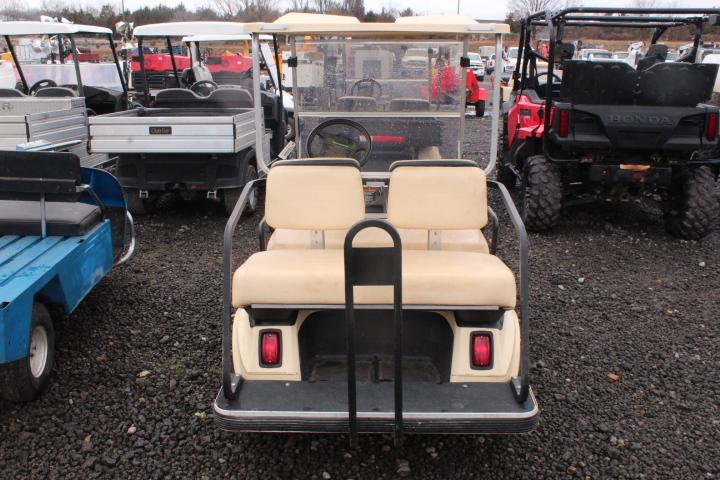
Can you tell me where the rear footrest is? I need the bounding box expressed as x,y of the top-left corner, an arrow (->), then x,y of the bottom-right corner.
214,381 -> 538,434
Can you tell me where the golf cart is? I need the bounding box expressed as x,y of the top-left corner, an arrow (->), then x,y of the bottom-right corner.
215,14 -> 538,441
0,150 -> 135,401
88,22 -> 287,215
0,22 -> 128,166
500,8 -> 720,238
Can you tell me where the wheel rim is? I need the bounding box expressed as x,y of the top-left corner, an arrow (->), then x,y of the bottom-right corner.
248,167 -> 258,211
29,325 -> 49,378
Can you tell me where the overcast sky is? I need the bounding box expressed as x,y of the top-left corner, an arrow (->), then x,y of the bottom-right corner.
26,0 -> 720,21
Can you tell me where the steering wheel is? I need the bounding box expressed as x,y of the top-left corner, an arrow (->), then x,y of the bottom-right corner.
350,78 -> 382,99
29,79 -> 57,96
306,119 -> 373,167
190,80 -> 219,96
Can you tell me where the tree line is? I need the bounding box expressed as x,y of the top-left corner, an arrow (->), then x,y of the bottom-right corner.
0,1 -> 416,36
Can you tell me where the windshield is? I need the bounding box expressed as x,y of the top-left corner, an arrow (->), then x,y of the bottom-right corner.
508,48 -> 519,59
293,38 -> 465,173
468,53 -> 481,61
2,34 -> 123,91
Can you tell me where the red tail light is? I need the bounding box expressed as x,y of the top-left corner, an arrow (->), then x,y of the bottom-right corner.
706,112 -> 718,141
471,333 -> 492,368
260,331 -> 281,366
558,110 -> 570,138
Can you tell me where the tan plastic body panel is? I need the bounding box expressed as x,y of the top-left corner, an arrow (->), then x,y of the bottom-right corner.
233,310 -> 520,383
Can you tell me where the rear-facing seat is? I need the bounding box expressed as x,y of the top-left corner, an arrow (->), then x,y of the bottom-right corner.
0,151 -> 102,236
232,159 -> 516,309
266,159 -> 490,253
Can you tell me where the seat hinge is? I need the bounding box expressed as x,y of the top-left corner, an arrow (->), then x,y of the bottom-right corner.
428,230 -> 442,250
310,230 -> 325,249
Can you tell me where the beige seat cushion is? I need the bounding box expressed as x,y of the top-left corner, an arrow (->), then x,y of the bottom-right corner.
266,227 -> 489,253
232,250 -> 515,308
265,162 -> 365,230
388,164 -> 488,230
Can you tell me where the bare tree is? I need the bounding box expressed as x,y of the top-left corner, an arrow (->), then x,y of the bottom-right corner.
212,0 -> 279,20
507,0 -> 561,18
213,0 -> 243,17
342,0 -> 364,18
313,0 -> 341,14
287,0 -> 313,10
0,0 -> 25,20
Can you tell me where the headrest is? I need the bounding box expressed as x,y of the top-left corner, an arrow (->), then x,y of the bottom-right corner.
153,88 -> 201,107
555,42 -> 575,62
205,88 -> 253,108
34,87 -> 76,98
266,158 -> 365,230
192,64 -> 214,82
0,89 -> 26,98
646,44 -> 669,60
388,160 -> 487,230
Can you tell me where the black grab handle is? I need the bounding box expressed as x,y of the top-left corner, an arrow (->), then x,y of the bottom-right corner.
343,219 -> 403,448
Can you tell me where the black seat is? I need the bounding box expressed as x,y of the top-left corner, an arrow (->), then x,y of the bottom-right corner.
34,87 -> 77,98
638,44 -> 668,71
0,201 -> 101,236
0,89 -> 26,97
204,88 -> 253,108
0,151 -> 102,237
153,87 -> 253,109
338,96 -> 377,111
152,88 -> 202,108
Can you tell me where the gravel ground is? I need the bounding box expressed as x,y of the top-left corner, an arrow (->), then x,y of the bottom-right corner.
1,116 -> 719,479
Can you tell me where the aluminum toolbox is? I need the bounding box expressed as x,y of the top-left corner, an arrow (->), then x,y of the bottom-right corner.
89,108 -> 256,154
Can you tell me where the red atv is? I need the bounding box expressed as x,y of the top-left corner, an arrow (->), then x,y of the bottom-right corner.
466,68 -> 488,117
499,8 -> 720,239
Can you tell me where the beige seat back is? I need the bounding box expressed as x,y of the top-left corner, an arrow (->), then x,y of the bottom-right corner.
387,160 -> 488,248
266,159 -> 365,245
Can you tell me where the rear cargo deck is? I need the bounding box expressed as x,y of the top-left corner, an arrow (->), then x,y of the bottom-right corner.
215,381 -> 538,434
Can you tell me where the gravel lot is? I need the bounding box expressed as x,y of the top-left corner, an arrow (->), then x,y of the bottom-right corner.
1,116 -> 719,479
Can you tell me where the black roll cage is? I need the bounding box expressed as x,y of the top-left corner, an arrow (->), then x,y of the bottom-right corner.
512,7 -> 720,155
4,32 -> 128,98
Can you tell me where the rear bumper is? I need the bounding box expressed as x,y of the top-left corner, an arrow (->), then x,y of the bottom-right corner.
116,153 -> 247,192
214,380 -> 538,434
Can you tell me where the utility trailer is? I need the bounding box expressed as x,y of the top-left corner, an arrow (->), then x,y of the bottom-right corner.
500,8 -> 720,239
89,23 -> 286,215
215,14 -> 537,443
0,22 -> 128,167
0,151 -> 134,402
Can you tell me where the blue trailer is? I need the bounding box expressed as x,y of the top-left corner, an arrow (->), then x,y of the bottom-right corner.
0,151 -> 134,401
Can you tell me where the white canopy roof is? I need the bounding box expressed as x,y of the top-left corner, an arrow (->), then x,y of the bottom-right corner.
133,22 -> 249,38
181,34 -> 272,43
252,13 -> 510,35
0,22 -> 112,36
